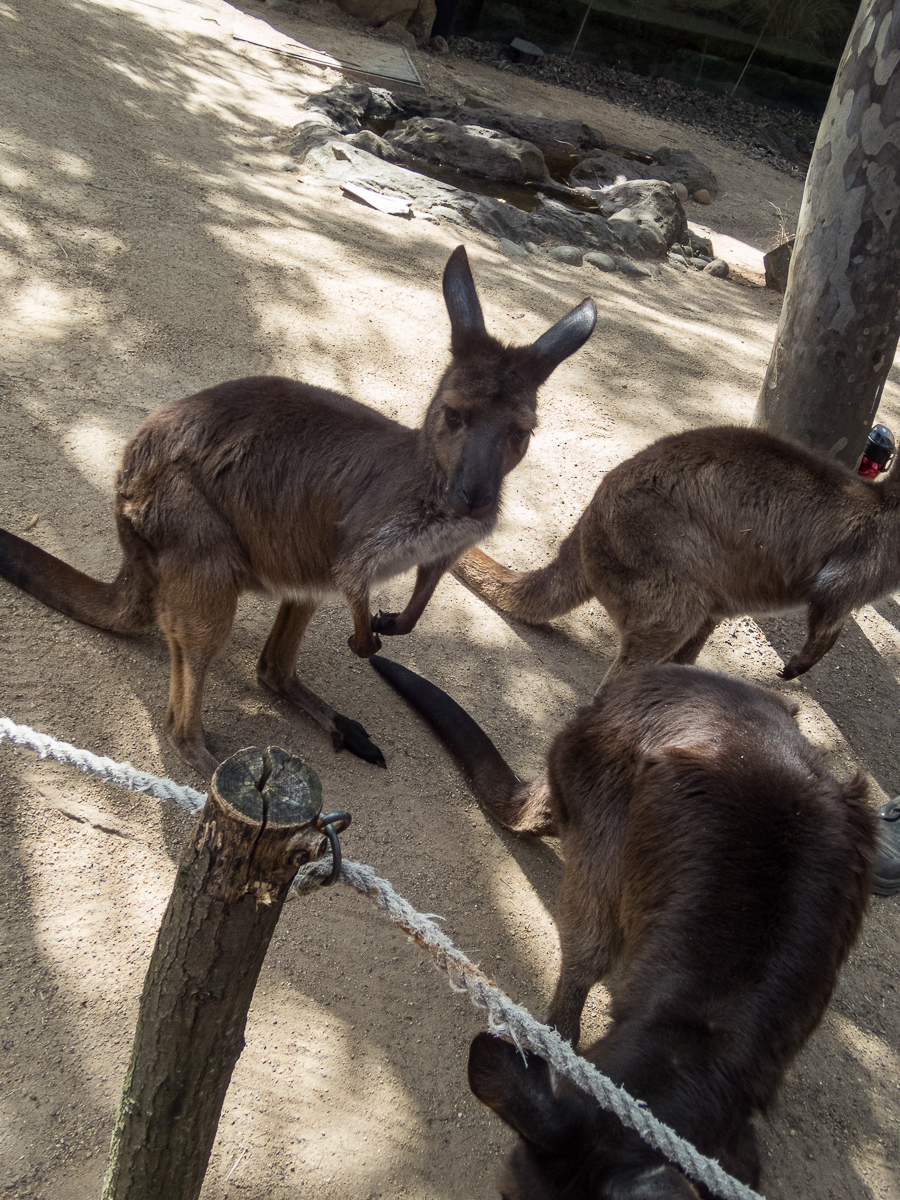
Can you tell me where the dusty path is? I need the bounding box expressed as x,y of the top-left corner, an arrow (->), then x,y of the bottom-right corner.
1,2 -> 898,1198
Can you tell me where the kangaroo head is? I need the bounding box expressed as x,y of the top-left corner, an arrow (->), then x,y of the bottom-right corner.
468,1033 -> 701,1200
427,246 -> 597,519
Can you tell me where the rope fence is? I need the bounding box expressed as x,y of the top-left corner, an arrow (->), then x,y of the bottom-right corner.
0,715 -> 764,1200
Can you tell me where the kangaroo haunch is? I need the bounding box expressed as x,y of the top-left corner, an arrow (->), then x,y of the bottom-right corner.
370,655 -> 875,1199
0,246 -> 597,777
454,423 -> 900,683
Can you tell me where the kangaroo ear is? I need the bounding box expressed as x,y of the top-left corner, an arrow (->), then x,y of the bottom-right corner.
528,297 -> 597,384
605,1165 -> 701,1200
443,245 -> 486,349
468,1032 -> 576,1150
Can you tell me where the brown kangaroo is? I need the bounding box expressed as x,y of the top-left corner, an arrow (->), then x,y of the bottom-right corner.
0,247 -> 596,778
370,655 -> 875,1199
453,423 -> 900,683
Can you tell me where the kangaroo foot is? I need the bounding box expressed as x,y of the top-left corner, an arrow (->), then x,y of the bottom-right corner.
166,730 -> 220,781
332,713 -> 386,767
348,629 -> 382,658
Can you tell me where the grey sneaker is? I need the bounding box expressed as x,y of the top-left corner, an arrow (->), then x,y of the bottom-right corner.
873,798 -> 900,897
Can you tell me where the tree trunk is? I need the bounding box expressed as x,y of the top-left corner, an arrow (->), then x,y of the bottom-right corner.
752,0 -> 900,469
101,747 -> 330,1200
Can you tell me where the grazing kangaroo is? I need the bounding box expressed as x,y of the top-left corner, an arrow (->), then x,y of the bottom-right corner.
370,655 -> 875,1199
454,423 -> 900,682
0,247 -> 596,778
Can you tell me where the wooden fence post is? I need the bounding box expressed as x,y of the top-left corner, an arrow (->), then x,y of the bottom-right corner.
101,746 -> 340,1200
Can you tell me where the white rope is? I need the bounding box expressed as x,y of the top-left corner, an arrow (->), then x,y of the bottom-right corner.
0,717 -> 207,813
0,716 -> 764,1200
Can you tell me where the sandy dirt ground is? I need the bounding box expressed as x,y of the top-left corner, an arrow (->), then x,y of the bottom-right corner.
1,1 -> 899,1198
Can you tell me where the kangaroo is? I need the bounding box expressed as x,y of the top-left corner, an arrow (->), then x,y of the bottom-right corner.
370,655 -> 875,1199
453,423 -> 900,683
0,247 -> 596,778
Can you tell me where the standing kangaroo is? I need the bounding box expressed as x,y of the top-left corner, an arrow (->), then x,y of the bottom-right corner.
370,655 -> 875,1199
0,247 -> 596,777
454,424 -> 900,682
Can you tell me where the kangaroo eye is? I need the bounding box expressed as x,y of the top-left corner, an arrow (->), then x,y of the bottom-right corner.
444,406 -> 463,429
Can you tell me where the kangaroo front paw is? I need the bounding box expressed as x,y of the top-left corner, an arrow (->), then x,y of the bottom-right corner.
371,610 -> 404,636
779,655 -> 807,681
348,630 -> 382,658
331,714 -> 387,767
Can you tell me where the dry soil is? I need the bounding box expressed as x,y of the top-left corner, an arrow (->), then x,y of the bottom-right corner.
1,2 -> 898,1198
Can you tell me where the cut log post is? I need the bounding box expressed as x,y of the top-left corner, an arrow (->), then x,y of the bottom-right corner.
101,746 -> 337,1200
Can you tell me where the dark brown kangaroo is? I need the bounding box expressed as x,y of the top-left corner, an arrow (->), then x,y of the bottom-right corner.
454,424 -> 900,682
0,247 -> 596,778
370,655 -> 875,1199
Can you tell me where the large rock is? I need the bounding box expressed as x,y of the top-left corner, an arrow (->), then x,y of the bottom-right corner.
570,146 -> 717,201
335,0 -> 418,26
649,147 -> 719,199
385,117 -> 550,184
304,83 -> 402,133
597,179 -> 687,254
446,111 -> 605,176
570,150 -> 653,188
333,0 -> 435,40
406,0 -> 436,41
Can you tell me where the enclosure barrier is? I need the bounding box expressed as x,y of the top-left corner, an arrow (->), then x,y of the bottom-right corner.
0,716 -> 764,1200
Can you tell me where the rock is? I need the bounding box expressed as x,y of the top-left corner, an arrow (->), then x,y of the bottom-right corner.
266,0 -> 295,10
585,251 -> 616,272
548,245 -> 583,265
685,231 -> 713,257
704,258 -> 730,278
431,204 -> 465,223
304,83 -> 381,133
449,111 -> 605,176
602,179 -> 687,254
385,117 -> 550,184
693,189 -> 712,205
498,238 -> 529,257
668,250 -> 688,266
335,0 -> 418,27
510,37 -> 544,64
406,0 -> 436,43
379,19 -> 417,49
345,128 -> 407,163
668,259 -> 689,273
764,238 -> 795,293
277,158 -> 296,171
650,148 -> 718,198
570,150 -> 647,189
290,110 -> 343,160
673,181 -> 689,201
429,35 -> 449,52
613,257 -> 652,277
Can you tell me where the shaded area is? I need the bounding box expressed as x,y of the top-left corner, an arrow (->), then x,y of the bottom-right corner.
0,2 -> 898,1200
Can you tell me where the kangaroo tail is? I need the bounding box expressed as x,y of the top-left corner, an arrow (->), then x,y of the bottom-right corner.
370,655 -> 557,836
453,525 -> 592,625
0,528 -> 155,633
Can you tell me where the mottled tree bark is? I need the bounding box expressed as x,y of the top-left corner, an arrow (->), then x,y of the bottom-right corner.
101,747 -> 329,1200
753,0 -> 900,468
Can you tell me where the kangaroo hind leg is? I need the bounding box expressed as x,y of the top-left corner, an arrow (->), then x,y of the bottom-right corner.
257,600 -> 386,767
158,582 -> 239,780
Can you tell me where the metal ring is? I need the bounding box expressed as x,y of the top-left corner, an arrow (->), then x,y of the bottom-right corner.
317,811 -> 351,887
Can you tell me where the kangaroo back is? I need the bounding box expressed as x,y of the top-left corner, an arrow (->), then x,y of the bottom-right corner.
372,656 -> 875,1198
454,424 -> 900,682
